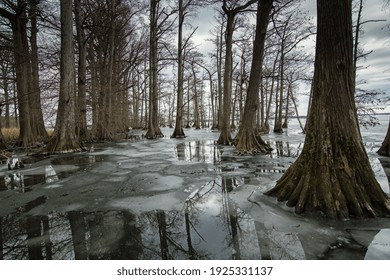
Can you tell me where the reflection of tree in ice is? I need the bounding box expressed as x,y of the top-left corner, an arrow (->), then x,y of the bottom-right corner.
2,165 -> 59,193
1,207 -> 388,259
81,211 -> 142,259
184,177 -> 260,260
0,213 -> 53,260
175,140 -> 221,163
271,141 -> 302,158
135,209 -> 208,259
6,156 -> 24,170
221,176 -> 261,260
1,214 -> 29,259
4,173 -> 25,192
0,211 -> 144,260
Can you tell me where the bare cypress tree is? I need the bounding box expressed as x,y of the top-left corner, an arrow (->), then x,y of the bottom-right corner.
145,0 -> 164,139
0,1 -> 36,147
74,0 -> 89,141
234,0 -> 273,154
45,0 -> 83,153
217,0 -> 257,145
29,0 -> 48,141
265,0 -> 390,219
171,0 -> 186,138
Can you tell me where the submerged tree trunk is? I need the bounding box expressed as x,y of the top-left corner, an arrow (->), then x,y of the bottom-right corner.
265,0 -> 390,219
234,0 -> 273,154
45,0 -> 83,153
69,211 -> 88,260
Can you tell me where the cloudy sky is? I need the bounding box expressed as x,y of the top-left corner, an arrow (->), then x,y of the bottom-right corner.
303,0 -> 389,94
191,0 -> 390,111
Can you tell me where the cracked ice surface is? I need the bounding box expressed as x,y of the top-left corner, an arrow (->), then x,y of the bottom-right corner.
0,117 -> 390,259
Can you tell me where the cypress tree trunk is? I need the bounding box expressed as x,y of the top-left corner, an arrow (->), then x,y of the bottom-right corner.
171,0 -> 186,138
234,0 -> 273,154
217,10 -> 235,145
192,62 -> 201,129
74,0 -> 89,141
45,0 -> 83,153
29,0 -> 48,141
218,1 -> 260,144
145,0 -> 163,139
8,2 -> 36,147
265,0 -> 390,219
216,25 -> 223,130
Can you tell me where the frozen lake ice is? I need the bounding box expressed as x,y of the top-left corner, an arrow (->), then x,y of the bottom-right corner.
0,115 -> 390,260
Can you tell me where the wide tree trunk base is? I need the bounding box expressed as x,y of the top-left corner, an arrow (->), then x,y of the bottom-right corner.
45,135 -> 85,154
234,130 -> 272,154
145,127 -> 164,140
217,129 -> 233,146
171,127 -> 186,138
15,134 -> 37,149
265,147 -> 390,219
